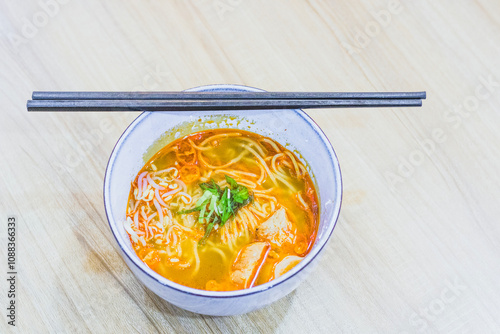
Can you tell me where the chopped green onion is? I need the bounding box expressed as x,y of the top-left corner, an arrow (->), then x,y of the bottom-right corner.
177,175 -> 252,245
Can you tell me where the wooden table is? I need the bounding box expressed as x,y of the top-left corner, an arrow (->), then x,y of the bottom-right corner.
1,1 -> 499,333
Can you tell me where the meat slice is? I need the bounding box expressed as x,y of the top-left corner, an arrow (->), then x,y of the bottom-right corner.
256,208 -> 295,247
274,255 -> 303,278
230,242 -> 270,288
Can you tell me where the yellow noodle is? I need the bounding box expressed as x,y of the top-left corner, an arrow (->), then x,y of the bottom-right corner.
200,132 -> 241,146
261,202 -> 271,216
199,173 -> 216,182
252,187 -> 274,194
238,207 -> 258,231
126,129 -> 318,291
255,193 -> 278,202
261,138 -> 280,152
192,240 -> 201,276
256,161 -> 266,184
243,145 -> 276,183
277,165 -> 287,175
249,206 -> 267,218
271,153 -> 286,175
246,209 -> 260,230
203,246 -> 227,263
285,151 -> 301,177
273,171 -> 296,191
214,169 -> 258,178
174,222 -> 196,234
220,224 -> 236,253
176,261 -> 191,269
238,137 -> 267,157
199,150 -> 247,169
236,179 -> 257,189
188,139 -> 213,151
298,162 -> 307,175
297,192 -> 309,209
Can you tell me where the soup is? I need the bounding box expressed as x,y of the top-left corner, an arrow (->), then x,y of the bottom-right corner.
124,129 -> 319,291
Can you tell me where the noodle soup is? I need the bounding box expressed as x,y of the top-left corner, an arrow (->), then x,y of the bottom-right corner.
125,129 -> 319,291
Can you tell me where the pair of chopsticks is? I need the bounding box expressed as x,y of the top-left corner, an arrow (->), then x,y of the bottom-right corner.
27,91 -> 426,111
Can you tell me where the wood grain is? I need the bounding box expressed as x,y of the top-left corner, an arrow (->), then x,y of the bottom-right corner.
1,0 -> 500,332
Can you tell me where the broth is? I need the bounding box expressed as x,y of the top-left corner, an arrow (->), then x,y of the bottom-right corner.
125,129 -> 319,291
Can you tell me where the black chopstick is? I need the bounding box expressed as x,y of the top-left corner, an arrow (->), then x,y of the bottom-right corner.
27,98 -> 423,112
32,91 -> 426,101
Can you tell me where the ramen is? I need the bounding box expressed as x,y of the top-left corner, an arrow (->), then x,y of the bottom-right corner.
125,129 -> 319,291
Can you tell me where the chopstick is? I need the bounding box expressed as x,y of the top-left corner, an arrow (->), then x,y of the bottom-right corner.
32,91 -> 426,100
27,91 -> 426,112
27,99 -> 423,111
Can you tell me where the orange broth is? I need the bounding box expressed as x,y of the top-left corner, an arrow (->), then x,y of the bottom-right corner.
125,129 -> 319,291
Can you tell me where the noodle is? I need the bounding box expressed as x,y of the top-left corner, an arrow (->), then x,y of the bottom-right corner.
188,139 -> 213,151
273,171 -> 296,191
254,193 -> 278,202
299,163 -> 307,176
296,192 -> 309,210
146,212 -> 157,224
199,150 -> 247,169
242,144 -> 276,183
285,151 -> 301,177
271,153 -> 286,175
162,188 -> 181,199
155,188 -> 168,207
238,137 -> 267,158
156,166 -> 178,175
173,179 -> 187,192
252,187 -> 274,194
177,192 -> 192,204
256,162 -> 266,184
235,179 -> 257,190
137,171 -> 148,199
147,173 -> 165,190
200,132 -> 241,146
249,206 -> 267,218
214,169 -> 258,179
125,129 -> 319,291
134,210 -> 140,229
153,199 -> 164,227
192,240 -> 201,276
261,138 -> 281,153
201,246 -> 227,263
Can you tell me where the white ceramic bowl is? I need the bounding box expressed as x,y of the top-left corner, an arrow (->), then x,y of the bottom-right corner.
103,84 -> 342,316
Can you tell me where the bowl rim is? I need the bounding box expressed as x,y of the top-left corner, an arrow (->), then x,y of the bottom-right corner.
103,84 -> 342,298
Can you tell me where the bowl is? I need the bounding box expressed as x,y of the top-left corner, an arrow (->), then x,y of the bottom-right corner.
103,84 -> 342,316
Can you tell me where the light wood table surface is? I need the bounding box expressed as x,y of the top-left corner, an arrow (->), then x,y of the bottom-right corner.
1,1 -> 500,333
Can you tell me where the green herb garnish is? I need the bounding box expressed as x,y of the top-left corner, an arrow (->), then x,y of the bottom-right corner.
178,175 -> 253,245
